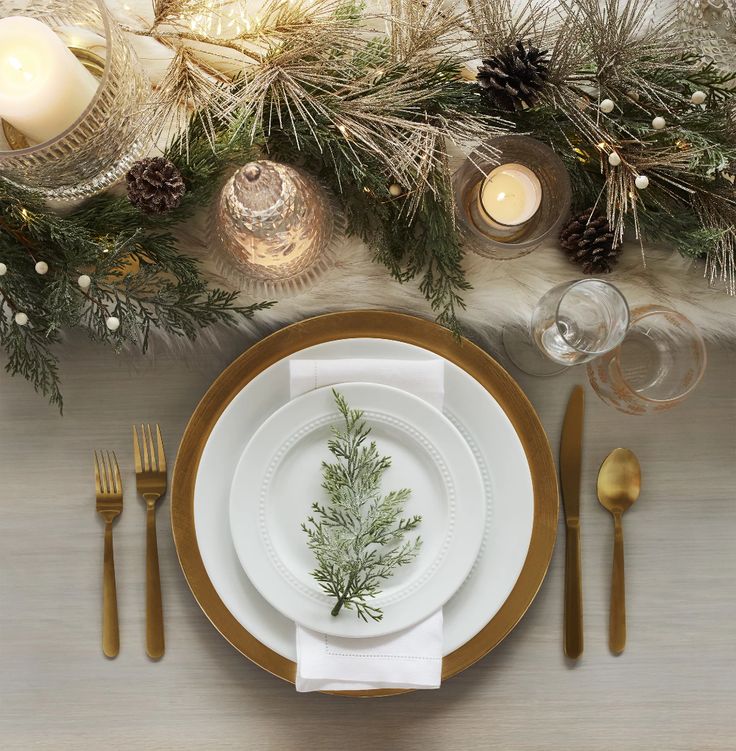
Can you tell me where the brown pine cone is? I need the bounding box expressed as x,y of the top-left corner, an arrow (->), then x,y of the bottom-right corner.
477,40 -> 550,112
126,157 -> 186,214
559,209 -> 622,274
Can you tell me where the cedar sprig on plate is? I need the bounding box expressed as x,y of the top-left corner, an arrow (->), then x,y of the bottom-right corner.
302,390 -> 422,622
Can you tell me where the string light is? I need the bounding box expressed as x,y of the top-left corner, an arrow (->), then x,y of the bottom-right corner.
189,0 -> 251,38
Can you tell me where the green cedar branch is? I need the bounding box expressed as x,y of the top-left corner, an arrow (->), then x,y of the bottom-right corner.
302,390 -> 422,621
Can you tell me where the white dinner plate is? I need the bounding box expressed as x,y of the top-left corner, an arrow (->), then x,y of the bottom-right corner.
193,337 -> 535,659
229,382 -> 486,637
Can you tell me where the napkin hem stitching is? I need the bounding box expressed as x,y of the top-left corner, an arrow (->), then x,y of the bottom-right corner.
324,636 -> 442,661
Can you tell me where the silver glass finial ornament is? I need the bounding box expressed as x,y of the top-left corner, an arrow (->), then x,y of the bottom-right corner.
211,159 -> 338,294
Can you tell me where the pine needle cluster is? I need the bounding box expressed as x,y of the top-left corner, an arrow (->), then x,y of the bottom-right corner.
302,390 -> 422,621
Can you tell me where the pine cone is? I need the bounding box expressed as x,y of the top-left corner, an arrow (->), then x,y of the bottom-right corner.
477,40 -> 550,112
559,209 -> 622,274
126,157 -> 186,214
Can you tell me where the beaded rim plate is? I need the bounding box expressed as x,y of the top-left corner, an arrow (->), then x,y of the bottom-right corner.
171,311 -> 558,697
229,382 -> 486,638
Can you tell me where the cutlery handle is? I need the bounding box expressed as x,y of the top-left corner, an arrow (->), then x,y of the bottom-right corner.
102,520 -> 119,658
146,503 -> 165,660
610,513 -> 626,654
564,522 -> 583,659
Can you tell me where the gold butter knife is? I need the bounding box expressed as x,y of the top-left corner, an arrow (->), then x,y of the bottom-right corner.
560,386 -> 584,659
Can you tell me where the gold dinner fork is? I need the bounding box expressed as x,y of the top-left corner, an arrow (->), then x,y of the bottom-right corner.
95,450 -> 122,659
133,424 -> 167,660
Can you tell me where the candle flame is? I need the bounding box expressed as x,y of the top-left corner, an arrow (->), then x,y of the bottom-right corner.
496,191 -> 506,202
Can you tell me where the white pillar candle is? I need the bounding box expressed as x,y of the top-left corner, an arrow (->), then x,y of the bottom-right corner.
0,16 -> 98,145
480,163 -> 543,226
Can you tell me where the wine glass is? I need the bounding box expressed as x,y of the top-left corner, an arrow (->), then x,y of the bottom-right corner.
503,279 -> 630,376
587,305 -> 707,414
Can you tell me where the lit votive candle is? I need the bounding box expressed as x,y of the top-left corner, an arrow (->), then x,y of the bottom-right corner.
0,16 -> 98,145
480,163 -> 542,226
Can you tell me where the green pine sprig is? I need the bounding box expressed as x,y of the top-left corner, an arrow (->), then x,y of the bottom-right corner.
301,390 -> 422,621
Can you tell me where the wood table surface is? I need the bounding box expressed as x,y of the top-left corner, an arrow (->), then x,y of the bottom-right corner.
1,324 -> 734,751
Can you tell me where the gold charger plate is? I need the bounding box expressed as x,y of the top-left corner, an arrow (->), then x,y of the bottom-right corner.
171,311 -> 558,697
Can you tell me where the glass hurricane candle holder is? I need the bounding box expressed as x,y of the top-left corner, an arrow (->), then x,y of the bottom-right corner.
0,0 -> 150,201
454,135 -> 572,260
587,305 -> 707,414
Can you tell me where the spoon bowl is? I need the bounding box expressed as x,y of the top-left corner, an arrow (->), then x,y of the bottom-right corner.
597,448 -> 642,655
597,448 -> 641,514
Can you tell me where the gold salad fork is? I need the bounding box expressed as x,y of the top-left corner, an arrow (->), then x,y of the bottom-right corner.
133,424 -> 167,660
95,451 -> 122,659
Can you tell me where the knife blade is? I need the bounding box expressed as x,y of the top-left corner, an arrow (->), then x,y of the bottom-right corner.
560,385 -> 584,659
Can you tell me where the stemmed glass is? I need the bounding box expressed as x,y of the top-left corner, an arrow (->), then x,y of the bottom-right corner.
503,279 -> 630,376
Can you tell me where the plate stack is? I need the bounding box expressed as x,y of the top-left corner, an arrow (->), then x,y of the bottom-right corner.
172,311 -> 558,696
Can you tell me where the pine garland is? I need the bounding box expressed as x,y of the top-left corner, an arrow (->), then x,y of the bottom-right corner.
3,0 -> 736,406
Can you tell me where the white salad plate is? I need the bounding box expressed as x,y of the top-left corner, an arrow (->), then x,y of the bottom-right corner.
192,337 -> 535,659
229,382 -> 486,638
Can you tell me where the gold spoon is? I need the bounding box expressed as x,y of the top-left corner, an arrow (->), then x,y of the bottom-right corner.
597,448 -> 642,655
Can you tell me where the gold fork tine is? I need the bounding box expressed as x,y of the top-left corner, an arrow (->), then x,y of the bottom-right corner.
155,424 -> 166,474
146,424 -> 157,472
94,451 -> 102,495
132,426 -> 142,474
111,452 -> 122,494
100,450 -> 108,494
141,423 -> 151,472
104,451 -> 113,495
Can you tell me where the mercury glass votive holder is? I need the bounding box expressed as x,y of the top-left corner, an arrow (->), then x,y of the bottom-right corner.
210,160 -> 338,296
454,135 -> 572,260
0,0 -> 150,201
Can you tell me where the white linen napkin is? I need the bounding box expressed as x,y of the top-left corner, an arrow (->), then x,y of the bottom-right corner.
289,358 -> 445,692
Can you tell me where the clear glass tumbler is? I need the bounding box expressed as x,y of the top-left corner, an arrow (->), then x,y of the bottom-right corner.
587,305 -> 707,414
503,279 -> 630,376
